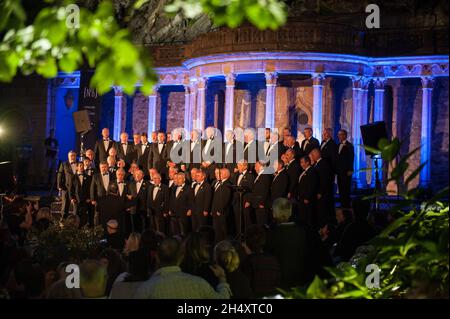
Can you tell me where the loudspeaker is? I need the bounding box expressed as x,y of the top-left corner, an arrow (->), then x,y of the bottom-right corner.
0,161 -> 14,192
72,110 -> 92,133
360,121 -> 388,156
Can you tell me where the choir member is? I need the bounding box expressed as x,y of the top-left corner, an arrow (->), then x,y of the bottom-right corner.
57,150 -> 78,218
336,129 -> 354,208
192,169 -> 212,231
94,128 -> 116,164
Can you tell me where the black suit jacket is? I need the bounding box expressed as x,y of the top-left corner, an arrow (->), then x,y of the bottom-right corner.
170,184 -> 194,217
336,141 -> 354,174
211,179 -> 232,216
136,143 -> 151,172
297,166 -> 318,201
148,142 -> 168,174
57,161 -> 77,191
288,142 -> 302,160
320,139 -> 339,172
108,180 -> 131,201
147,184 -> 170,216
69,173 -> 92,203
128,180 -> 150,213
270,169 -> 288,204
165,140 -> 188,169
249,173 -> 272,208
243,140 -> 258,166
285,160 -> 301,197
223,140 -> 243,171
94,139 -> 116,163
300,137 -> 320,158
230,171 -> 255,205
188,140 -> 202,169
193,181 -> 213,215
90,172 -> 113,201
117,142 -> 136,164
314,159 -> 334,199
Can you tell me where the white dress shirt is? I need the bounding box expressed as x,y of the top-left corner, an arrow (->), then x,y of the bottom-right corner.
102,173 -> 110,191
136,180 -> 143,194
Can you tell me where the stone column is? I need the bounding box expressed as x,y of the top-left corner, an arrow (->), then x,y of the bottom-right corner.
224,73 -> 236,132
351,77 -> 371,188
147,85 -> 158,137
372,77 -> 386,186
183,85 -> 191,134
387,79 -> 400,195
420,76 -> 434,188
265,72 -> 277,129
373,77 -> 386,122
189,79 -> 198,130
312,73 -> 325,141
196,77 -> 208,130
113,86 -> 123,141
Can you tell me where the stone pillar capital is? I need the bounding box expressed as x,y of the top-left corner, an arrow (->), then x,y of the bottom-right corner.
149,85 -> 159,96
311,73 -> 325,86
421,76 -> 435,89
225,73 -> 236,86
373,77 -> 387,90
197,76 -> 208,89
265,72 -> 278,86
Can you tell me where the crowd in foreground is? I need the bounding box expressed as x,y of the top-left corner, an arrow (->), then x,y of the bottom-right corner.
0,195 -> 381,299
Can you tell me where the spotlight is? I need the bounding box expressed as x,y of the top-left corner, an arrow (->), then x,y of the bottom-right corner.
0,126 -> 3,136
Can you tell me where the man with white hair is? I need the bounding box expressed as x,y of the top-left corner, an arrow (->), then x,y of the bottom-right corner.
117,132 -> 135,165
128,169 -> 149,232
169,172 -> 193,236
201,127 -> 220,182
57,150 -> 78,218
211,168 -> 232,242
320,127 -> 338,173
147,172 -> 170,234
244,161 -> 272,227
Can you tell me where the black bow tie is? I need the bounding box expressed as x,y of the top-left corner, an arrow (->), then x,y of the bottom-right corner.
118,181 -> 125,184
103,139 -> 109,142
70,162 -> 76,165
122,143 -> 127,145
77,174 -> 84,176
102,173 -> 109,176
154,185 -> 160,188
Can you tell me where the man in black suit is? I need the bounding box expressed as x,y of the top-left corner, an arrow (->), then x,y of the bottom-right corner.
270,159 -> 288,206
223,130 -> 241,173
283,149 -> 301,200
192,169 -> 212,231
69,162 -> 92,227
57,150 -> 78,218
336,129 -> 354,208
264,131 -> 280,164
243,128 -> 258,173
131,133 -> 141,164
300,127 -> 320,158
310,148 -> 335,227
168,173 -> 193,237
320,128 -> 339,173
201,127 -> 220,182
109,168 -> 132,236
147,172 -> 170,234
244,161 -> 272,227
296,156 -> 318,228
211,168 -> 233,243
165,129 -> 188,173
94,128 -> 116,164
284,136 -> 302,160
90,162 -> 113,228
136,132 -> 151,175
231,160 -> 255,238
128,169 -> 149,233
148,131 -> 168,180
117,132 -> 135,165
188,129 -> 202,170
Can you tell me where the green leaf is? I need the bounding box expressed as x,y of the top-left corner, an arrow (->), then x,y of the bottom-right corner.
306,276 -> 327,298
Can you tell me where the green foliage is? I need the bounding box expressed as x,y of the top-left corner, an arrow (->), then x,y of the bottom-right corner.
0,0 -> 287,95
32,220 -> 105,263
164,0 -> 287,30
282,138 -> 449,299
0,0 -> 157,95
